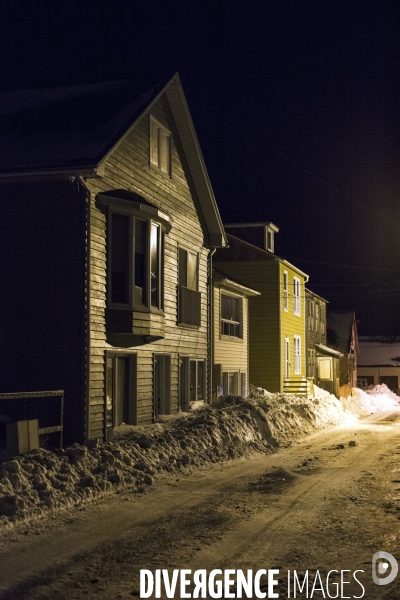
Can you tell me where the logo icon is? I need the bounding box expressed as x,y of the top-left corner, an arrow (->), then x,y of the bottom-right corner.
372,551 -> 398,585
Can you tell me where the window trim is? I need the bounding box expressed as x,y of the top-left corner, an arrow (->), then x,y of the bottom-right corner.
108,208 -> 165,313
178,245 -> 199,291
150,115 -> 172,177
220,291 -> 243,339
283,270 -> 288,312
284,337 -> 290,379
293,276 -> 301,316
104,351 -> 138,438
294,335 -> 301,374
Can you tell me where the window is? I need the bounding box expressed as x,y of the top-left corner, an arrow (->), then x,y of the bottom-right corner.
285,337 -> 290,379
190,359 -> 205,402
315,303 -> 319,332
179,357 -> 206,408
283,271 -> 288,311
320,307 -> 325,334
178,247 -> 201,327
150,116 -> 171,176
109,211 -> 164,311
179,248 -> 198,290
308,348 -> 315,378
221,293 -> 242,337
153,354 -> 171,418
106,353 -> 137,434
308,300 -> 314,330
222,371 -> 239,395
294,335 -> 301,374
293,277 -> 301,316
318,357 -> 332,380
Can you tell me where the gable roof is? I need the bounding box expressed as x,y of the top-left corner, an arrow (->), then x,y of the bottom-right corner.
212,268 -> 260,297
0,79 -> 162,173
221,233 -> 309,280
0,73 -> 227,247
327,310 -> 358,354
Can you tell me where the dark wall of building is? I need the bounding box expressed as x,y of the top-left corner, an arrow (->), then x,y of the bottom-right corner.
0,177 -> 86,444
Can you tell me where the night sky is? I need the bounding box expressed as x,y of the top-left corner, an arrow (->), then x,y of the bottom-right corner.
1,1 -> 399,334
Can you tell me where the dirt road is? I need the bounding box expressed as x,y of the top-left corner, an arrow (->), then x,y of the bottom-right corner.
1,410 -> 400,599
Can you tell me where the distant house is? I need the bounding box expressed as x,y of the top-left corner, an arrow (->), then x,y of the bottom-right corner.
327,311 -> 359,398
0,74 -> 227,446
305,289 -> 341,397
357,336 -> 400,392
212,269 -> 260,400
214,223 -> 311,395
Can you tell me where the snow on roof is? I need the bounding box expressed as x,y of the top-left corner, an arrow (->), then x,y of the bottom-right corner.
0,78 -> 165,172
358,338 -> 400,366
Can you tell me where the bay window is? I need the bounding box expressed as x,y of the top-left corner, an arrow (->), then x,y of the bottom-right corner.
109,211 -> 165,311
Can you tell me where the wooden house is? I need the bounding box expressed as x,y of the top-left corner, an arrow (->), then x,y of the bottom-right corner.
305,289 -> 341,397
357,336 -> 400,393
212,269 -> 260,400
214,223 -> 311,395
327,311 -> 359,398
0,74 -> 227,445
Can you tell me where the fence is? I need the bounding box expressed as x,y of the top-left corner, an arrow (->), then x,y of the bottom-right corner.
0,390 -> 64,449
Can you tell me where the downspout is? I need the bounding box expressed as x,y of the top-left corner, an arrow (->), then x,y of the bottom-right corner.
79,176 -> 91,443
208,248 -> 216,404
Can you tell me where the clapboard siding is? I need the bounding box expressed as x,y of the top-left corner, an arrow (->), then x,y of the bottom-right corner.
214,249 -> 309,394
213,261 -> 281,391
279,263 -> 307,381
84,91 -> 210,436
213,286 -> 249,380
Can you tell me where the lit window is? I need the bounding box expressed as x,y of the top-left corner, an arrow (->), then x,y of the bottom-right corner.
221,294 -> 242,337
178,248 -> 201,327
109,212 -> 164,311
150,116 -> 171,176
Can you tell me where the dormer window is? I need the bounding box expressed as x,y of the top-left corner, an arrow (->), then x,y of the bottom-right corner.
150,116 -> 171,176
265,223 -> 279,252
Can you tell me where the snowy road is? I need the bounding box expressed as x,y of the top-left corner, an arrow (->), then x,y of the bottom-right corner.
2,409 -> 400,599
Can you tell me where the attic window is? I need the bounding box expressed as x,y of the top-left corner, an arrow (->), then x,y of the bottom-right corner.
150,116 -> 171,176
265,226 -> 275,252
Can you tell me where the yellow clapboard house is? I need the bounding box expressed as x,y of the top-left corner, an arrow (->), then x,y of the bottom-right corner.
214,223 -> 311,395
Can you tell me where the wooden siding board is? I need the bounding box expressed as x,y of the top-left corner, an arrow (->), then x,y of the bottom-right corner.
85,92 -> 211,436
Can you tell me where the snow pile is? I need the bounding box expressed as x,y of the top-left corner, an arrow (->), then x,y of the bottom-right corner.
0,387 -> 363,526
0,407 -> 268,525
341,384 -> 400,417
234,388 -> 354,446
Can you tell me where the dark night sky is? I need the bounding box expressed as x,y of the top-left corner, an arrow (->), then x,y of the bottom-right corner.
1,1 -> 399,334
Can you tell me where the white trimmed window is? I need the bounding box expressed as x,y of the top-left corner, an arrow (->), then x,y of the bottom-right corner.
283,270 -> 288,311
294,335 -> 301,374
221,293 -> 242,337
285,337 -> 290,379
150,116 -> 171,176
293,277 -> 301,316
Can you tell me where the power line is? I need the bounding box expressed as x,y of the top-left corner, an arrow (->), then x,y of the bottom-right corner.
283,255 -> 400,272
229,119 -> 400,230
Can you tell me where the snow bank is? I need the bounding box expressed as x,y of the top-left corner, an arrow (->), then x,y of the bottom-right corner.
0,387 -> 361,526
0,407 -> 268,526
236,387 -> 354,446
341,384 -> 400,417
